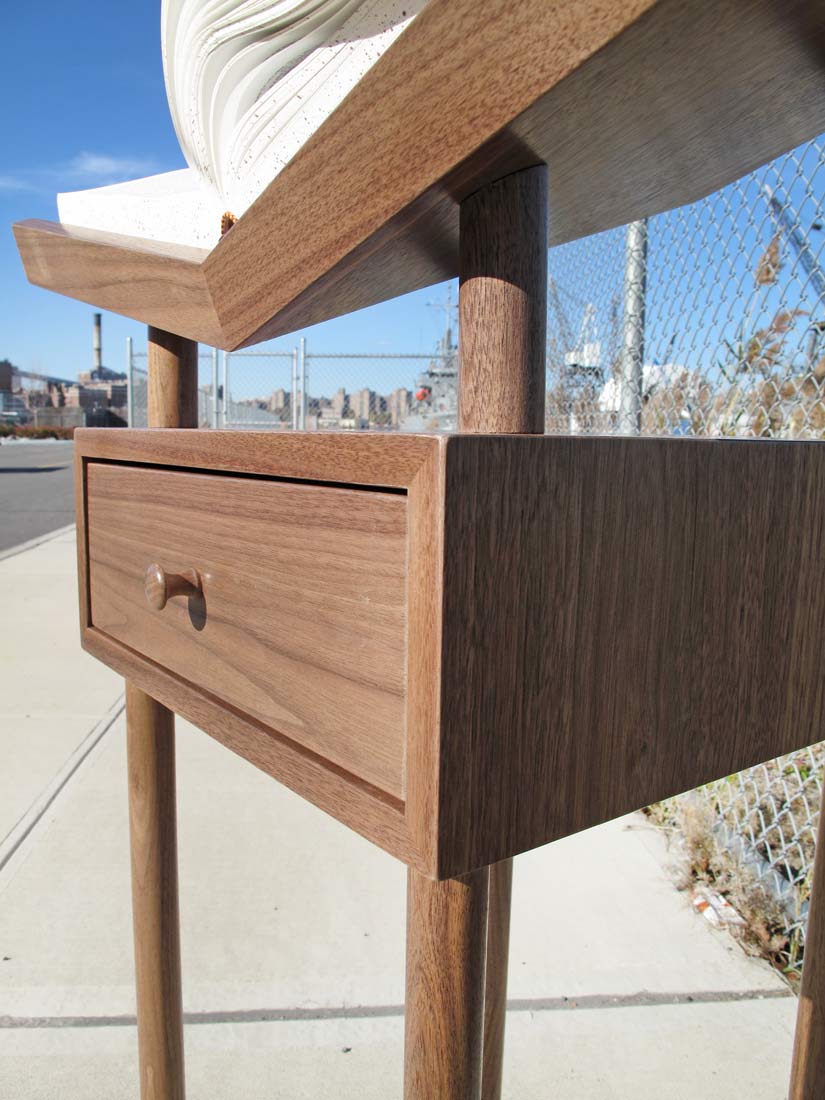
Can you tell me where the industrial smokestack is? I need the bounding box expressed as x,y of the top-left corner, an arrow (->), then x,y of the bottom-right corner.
93,312 -> 102,375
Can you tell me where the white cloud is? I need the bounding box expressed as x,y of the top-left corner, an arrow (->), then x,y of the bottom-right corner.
0,175 -> 37,192
63,152 -> 157,184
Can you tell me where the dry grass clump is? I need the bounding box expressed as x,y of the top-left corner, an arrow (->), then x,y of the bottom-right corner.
645,797 -> 798,984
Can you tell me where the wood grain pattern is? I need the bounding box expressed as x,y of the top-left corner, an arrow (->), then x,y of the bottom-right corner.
85,625 -> 413,862
16,0 -> 825,348
482,859 -> 513,1100
125,682 -> 185,1100
458,166 -> 548,1099
74,428 -> 437,870
790,786 -> 825,1096
458,168 -> 548,435
87,462 -> 408,799
76,429 -> 825,879
74,427 -> 439,488
148,329 -> 199,428
144,564 -> 201,612
404,866 -> 489,1100
13,221 -> 219,346
437,434 -> 825,876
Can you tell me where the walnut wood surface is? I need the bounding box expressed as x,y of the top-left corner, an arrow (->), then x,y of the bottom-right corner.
144,563 -> 201,612
482,858 -> 513,1100
75,429 -> 825,879
437,434 -> 825,875
458,168 -> 548,435
123,327 -> 193,1100
13,221 -> 218,347
15,0 -> 825,348
126,683 -> 185,1100
84,625 -> 414,862
457,166 -> 548,1100
404,866 -> 489,1100
790,786 -> 825,1096
75,427 -> 437,487
148,328 -> 199,428
87,462 -> 407,799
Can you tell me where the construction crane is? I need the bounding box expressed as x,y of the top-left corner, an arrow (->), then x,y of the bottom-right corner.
547,277 -> 603,383
761,183 -> 825,362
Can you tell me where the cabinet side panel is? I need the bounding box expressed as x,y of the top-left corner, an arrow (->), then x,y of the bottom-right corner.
437,435 -> 825,876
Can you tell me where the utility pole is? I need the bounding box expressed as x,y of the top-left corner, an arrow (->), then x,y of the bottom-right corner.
618,219 -> 647,435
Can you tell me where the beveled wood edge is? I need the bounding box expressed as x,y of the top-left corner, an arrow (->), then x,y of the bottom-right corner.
18,218 -> 210,263
404,443 -> 447,876
13,221 -> 223,348
18,1 -> 825,349
74,428 -> 443,488
432,433 -> 825,878
74,428 -> 447,874
82,625 -> 417,866
74,441 -> 90,631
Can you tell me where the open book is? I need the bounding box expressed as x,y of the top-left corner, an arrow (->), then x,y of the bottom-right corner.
57,0 -> 427,250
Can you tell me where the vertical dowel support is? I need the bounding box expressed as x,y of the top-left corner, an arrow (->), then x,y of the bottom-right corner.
458,163 -> 549,1100
790,790 -> 825,1097
458,166 -> 548,435
404,867 -> 490,1100
126,326 -> 197,1100
147,326 -> 198,429
126,682 -> 185,1100
482,859 -> 514,1100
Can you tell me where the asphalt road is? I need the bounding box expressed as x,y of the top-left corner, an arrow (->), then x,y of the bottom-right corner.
0,440 -> 75,552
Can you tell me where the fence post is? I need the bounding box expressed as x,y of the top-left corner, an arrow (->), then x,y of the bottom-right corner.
299,336 -> 307,430
618,218 -> 647,435
211,347 -> 219,428
126,336 -> 135,428
224,352 -> 231,427
292,348 -> 298,430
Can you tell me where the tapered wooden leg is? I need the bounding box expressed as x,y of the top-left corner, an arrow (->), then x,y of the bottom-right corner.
404,866 -> 490,1100
482,859 -> 513,1100
121,328 -> 194,1099
126,683 -> 185,1100
790,791 -> 825,1097
458,164 -> 548,1100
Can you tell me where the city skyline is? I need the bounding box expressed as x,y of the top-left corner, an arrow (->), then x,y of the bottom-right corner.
0,2 -> 454,388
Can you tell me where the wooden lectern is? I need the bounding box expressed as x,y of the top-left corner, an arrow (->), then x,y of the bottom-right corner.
15,1 -> 825,1096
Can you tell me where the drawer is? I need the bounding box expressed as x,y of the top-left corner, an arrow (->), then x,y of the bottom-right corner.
77,429 -> 825,880
86,462 -> 407,798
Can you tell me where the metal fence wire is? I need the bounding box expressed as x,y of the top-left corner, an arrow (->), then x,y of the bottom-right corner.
124,133 -> 825,974
547,131 -> 825,981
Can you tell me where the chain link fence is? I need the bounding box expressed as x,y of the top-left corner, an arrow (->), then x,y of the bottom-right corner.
127,341 -> 454,431
123,134 -> 825,976
547,133 -> 825,982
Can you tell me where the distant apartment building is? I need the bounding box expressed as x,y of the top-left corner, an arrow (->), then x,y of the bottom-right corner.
387,387 -> 411,426
351,387 -> 372,420
269,387 -> 290,413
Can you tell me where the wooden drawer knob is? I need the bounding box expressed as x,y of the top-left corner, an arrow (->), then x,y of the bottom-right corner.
144,563 -> 201,611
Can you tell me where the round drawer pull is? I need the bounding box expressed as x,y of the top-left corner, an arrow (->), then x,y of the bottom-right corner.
144,563 -> 201,611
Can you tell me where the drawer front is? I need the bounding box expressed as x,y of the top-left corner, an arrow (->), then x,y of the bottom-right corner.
86,462 -> 407,798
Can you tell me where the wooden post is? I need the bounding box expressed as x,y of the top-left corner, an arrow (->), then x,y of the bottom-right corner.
404,867 -> 490,1100
481,859 -> 514,1100
461,165 -> 548,1100
790,792 -> 825,1097
127,327 -> 197,1100
146,327 -> 198,429
403,164 -> 548,1100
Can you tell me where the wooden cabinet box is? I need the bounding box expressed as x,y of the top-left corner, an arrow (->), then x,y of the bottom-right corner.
75,427 -> 825,878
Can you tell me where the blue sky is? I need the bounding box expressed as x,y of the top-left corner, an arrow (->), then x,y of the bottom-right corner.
5,3 -> 824,404
1,1 -> 452,393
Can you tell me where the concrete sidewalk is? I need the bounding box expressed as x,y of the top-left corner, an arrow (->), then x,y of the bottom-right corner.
0,528 -> 798,1098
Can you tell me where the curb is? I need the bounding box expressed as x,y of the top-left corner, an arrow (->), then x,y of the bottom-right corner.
0,695 -> 125,876
0,523 -> 76,563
